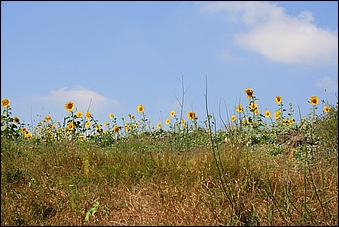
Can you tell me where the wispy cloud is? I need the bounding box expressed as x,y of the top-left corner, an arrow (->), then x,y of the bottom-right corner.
315,76 -> 338,93
199,1 -> 338,65
33,86 -> 119,114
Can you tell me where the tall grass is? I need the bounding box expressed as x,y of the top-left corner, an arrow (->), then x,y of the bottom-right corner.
1,84 -> 338,226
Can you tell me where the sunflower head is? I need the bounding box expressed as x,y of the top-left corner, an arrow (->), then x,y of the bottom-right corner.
264,110 -> 271,118
236,104 -> 243,113
244,88 -> 254,99
231,115 -> 236,122
65,101 -> 75,112
170,110 -> 175,117
323,105 -> 331,113
187,111 -> 196,120
309,96 -> 319,106
275,96 -> 282,105
137,104 -> 144,113
1,98 -> 10,107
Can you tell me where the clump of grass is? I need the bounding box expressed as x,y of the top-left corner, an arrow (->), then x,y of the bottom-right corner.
1,84 -> 338,226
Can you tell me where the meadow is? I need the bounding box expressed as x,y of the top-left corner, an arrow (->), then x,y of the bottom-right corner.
1,86 -> 338,226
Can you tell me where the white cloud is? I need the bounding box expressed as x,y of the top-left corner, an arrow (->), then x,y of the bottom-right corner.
199,1 -> 338,65
34,85 -> 119,114
315,76 -> 338,93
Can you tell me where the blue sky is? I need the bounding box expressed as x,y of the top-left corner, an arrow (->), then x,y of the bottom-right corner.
1,1 -> 338,130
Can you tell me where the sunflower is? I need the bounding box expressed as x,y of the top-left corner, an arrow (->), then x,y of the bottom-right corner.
250,102 -> 257,110
231,115 -> 236,122
274,110 -> 281,119
85,121 -> 91,127
244,88 -> 254,98
45,115 -> 51,122
187,111 -> 196,120
264,110 -> 271,118
181,119 -> 185,125
170,110 -> 175,117
24,131 -> 32,138
13,116 -> 20,124
323,105 -> 330,113
109,113 -> 114,119
254,109 -> 259,115
309,96 -> 319,106
67,122 -> 74,130
96,124 -> 101,131
125,123 -> 129,131
157,123 -> 162,129
236,104 -> 243,113
85,111 -> 91,120
166,118 -> 170,125
275,96 -> 282,105
137,104 -> 144,113
289,118 -> 295,125
76,111 -> 83,118
21,127 -> 27,133
104,122 -> 109,127
65,101 -> 75,111
113,125 -> 120,133
1,98 -> 10,107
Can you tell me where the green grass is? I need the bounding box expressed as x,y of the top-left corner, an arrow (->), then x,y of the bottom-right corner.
1,89 -> 338,226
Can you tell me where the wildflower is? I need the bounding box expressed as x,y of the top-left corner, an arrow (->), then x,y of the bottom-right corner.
264,110 -> 271,118
244,88 -> 254,98
137,104 -> 144,113
21,127 -> 27,133
236,104 -> 243,113
309,96 -> 319,106
187,111 -> 196,120
274,110 -> 281,119
96,124 -> 101,131
170,110 -> 175,117
166,118 -> 170,124
231,115 -> 236,122
58,128 -> 62,133
131,115 -> 135,120
242,119 -> 249,125
250,102 -> 257,110
13,116 -> 20,124
1,98 -> 10,107
181,119 -> 185,125
135,122 -> 139,127
85,121 -> 91,127
86,111 -> 91,120
323,105 -> 330,113
76,111 -> 83,118
67,122 -> 74,130
65,101 -> 75,111
104,122 -> 109,127
125,123 -> 129,131
45,115 -> 51,122
182,123 -> 187,129
109,113 -> 114,119
113,125 -> 120,133
24,131 -> 32,138
254,109 -> 259,115
275,96 -> 282,105
157,123 -> 162,129
289,118 -> 295,125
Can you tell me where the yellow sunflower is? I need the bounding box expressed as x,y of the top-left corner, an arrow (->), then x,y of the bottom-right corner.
166,118 -> 170,124
157,123 -> 162,129
323,105 -> 330,113
113,125 -> 120,133
109,113 -> 114,119
65,101 -> 75,111
236,104 -> 243,113
86,111 -> 91,120
1,98 -> 10,107
250,102 -> 257,110
274,110 -> 281,119
137,104 -> 144,113
76,111 -> 83,118
244,88 -> 254,99
13,116 -> 20,124
187,111 -> 196,120
254,109 -> 259,115
170,110 -> 175,117
309,96 -> 319,106
275,96 -> 282,105
85,121 -> 91,127
264,110 -> 271,118
231,115 -> 236,122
